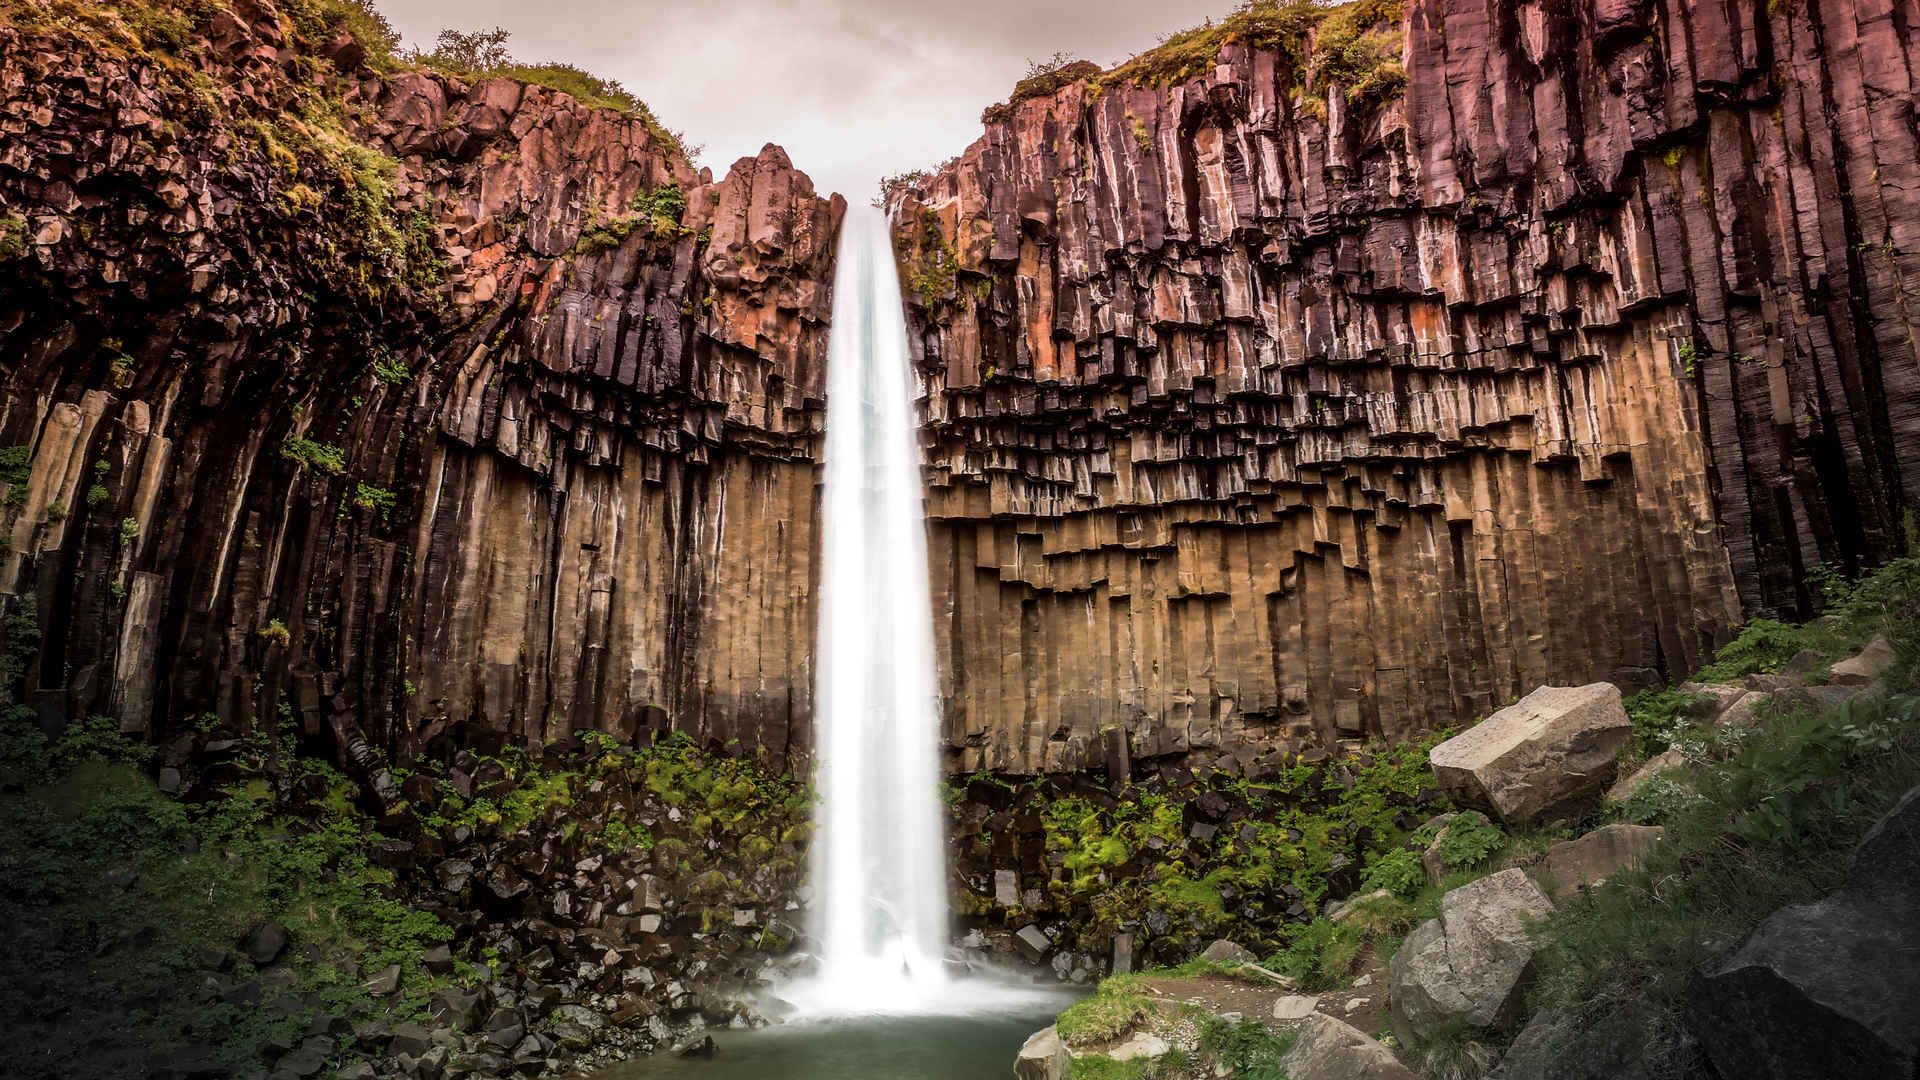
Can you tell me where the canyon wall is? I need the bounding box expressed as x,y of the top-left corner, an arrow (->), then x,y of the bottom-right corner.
0,0 -> 841,769
898,0 -> 1920,773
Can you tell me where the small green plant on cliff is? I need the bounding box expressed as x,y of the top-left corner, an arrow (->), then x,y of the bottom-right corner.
981,51 -> 1104,123
117,516 -> 140,545
258,618 -> 291,647
280,436 -> 346,475
369,352 -> 409,385
350,482 -> 396,523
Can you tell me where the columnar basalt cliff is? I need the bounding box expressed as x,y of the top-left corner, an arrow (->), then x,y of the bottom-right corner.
0,0 -> 842,770
897,0 -> 1920,773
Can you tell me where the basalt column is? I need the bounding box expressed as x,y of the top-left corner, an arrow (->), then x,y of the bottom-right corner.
0,1 -> 844,770
897,0 -> 1920,774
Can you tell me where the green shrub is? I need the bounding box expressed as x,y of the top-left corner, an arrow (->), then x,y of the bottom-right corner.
1622,686 -> 1709,755
1198,1016 -> 1296,1080
1436,813 -> 1506,871
1359,847 -> 1424,899
1692,618 -> 1815,681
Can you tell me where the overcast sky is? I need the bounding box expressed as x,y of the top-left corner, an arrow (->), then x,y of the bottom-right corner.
374,0 -> 1236,202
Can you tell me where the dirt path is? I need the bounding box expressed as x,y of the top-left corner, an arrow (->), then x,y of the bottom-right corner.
1137,950 -> 1398,1047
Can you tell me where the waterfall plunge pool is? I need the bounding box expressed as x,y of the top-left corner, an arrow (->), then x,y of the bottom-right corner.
586,989 -> 1080,1080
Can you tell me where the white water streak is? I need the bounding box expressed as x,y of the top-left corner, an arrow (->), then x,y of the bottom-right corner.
791,204 -> 951,1016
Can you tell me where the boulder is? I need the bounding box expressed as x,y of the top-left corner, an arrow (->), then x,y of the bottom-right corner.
1605,748 -> 1684,804
1105,1030 -> 1169,1062
1677,682 -> 1748,720
1199,939 -> 1256,965
1277,1013 -> 1418,1080
1715,689 -> 1771,727
1389,869 -> 1554,1041
1272,994 -> 1320,1021
1829,634 -> 1895,685
1014,924 -> 1052,963
1013,1024 -> 1069,1080
1530,824 -> 1664,904
1490,1002 -> 1709,1080
1429,684 -> 1632,826
1686,785 -> 1920,1079
361,964 -> 401,996
243,922 -> 289,966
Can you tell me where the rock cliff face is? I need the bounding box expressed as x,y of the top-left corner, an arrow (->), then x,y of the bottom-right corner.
0,0 -> 841,768
896,0 -> 1920,773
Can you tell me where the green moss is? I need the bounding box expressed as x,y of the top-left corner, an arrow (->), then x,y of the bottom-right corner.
0,214 -> 26,260
897,208 -> 961,302
1056,973 -> 1154,1045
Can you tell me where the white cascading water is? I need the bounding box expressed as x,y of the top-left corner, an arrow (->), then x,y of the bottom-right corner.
789,204 -> 952,1016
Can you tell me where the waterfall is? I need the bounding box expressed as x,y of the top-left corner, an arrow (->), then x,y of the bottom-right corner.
794,204 -> 951,1015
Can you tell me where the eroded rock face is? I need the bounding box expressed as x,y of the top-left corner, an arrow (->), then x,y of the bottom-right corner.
895,0 -> 1920,773
0,1 -> 842,767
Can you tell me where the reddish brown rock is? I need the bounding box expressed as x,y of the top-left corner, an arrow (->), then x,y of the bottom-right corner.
0,0 -> 841,769
895,1 -> 1920,773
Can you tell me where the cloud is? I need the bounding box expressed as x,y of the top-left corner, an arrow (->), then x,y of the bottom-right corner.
372,0 -> 1234,201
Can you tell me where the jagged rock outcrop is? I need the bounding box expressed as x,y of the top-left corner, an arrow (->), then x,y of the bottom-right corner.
0,0 -> 842,767
895,0 -> 1920,773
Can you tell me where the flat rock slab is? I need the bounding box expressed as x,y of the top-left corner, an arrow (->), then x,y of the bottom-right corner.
1272,994 -> 1320,1021
1430,683 -> 1632,826
1278,1013 -> 1417,1080
1530,823 -> 1664,903
1606,747 -> 1684,804
1830,634 -> 1895,685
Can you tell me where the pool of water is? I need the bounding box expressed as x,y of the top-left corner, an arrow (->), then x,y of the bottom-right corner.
590,993 -> 1079,1080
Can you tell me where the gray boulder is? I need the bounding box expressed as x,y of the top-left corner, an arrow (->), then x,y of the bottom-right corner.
1278,1013 -> 1418,1080
1491,1002 -> 1710,1080
1014,924 -> 1052,963
1199,939 -> 1257,965
1430,684 -> 1632,826
1389,869 -> 1554,1042
1529,824 -> 1664,904
1686,785 -> 1920,1079
1013,1024 -> 1069,1080
1829,634 -> 1895,685
1605,748 -> 1684,805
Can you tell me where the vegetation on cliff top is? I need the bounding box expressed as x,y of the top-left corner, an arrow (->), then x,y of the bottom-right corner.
979,0 -> 1405,124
